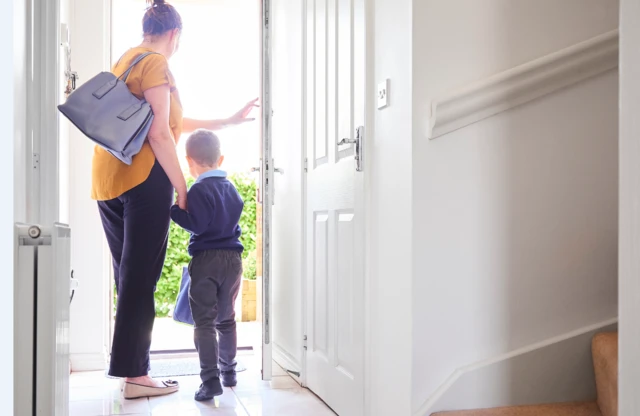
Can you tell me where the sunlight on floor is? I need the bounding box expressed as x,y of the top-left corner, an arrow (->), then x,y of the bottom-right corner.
69,354 -> 335,416
151,318 -> 260,352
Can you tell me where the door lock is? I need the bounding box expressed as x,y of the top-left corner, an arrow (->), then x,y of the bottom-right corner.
338,126 -> 364,171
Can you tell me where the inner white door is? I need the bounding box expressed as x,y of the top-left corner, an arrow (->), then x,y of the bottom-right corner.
304,0 -> 366,414
270,0 -> 306,382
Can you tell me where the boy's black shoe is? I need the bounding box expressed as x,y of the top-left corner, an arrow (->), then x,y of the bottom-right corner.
194,378 -> 223,401
221,370 -> 237,387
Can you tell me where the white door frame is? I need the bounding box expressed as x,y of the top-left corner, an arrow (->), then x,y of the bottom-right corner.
261,0 -> 274,381
619,0 -> 639,414
25,0 -> 62,226
66,0 -> 113,372
65,1 -> 376,393
37,0 -> 63,226
362,2 -> 373,414
300,0 -> 308,387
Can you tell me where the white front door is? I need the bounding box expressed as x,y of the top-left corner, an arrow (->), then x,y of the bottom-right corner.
304,0 -> 366,414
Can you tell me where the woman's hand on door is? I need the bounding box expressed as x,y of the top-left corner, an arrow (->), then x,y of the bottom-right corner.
182,98 -> 260,134
227,98 -> 260,125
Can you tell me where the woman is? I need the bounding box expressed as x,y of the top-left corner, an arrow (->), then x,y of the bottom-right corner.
92,0 -> 257,399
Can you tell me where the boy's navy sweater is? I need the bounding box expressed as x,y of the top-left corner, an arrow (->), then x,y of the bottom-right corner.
170,170 -> 244,256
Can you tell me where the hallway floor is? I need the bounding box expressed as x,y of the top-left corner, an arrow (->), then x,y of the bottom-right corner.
70,354 -> 335,416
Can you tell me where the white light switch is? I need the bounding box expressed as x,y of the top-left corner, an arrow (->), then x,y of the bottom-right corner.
377,79 -> 389,109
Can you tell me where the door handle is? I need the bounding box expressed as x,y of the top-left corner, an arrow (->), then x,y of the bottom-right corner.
252,162 -> 283,205
338,138 -> 356,146
338,126 -> 364,171
271,160 -> 284,205
250,161 -> 263,203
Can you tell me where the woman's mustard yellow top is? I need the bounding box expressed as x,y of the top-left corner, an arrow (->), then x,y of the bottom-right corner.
91,47 -> 184,201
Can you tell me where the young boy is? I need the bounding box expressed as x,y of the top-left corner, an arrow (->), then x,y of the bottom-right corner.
170,129 -> 244,401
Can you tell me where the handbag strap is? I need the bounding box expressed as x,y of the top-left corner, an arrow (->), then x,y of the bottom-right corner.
118,51 -> 161,82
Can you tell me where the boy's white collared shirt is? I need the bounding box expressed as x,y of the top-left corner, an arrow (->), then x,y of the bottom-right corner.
194,169 -> 227,184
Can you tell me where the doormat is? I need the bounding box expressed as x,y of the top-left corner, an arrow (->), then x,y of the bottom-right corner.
149,357 -> 247,378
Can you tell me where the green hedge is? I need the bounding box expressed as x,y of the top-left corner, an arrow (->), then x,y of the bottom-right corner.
119,174 -> 257,317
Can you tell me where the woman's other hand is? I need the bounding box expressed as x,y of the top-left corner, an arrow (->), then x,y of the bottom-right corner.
144,84 -> 188,201
176,192 -> 188,211
228,98 -> 259,125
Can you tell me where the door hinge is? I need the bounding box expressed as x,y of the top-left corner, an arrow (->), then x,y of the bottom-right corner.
304,158 -> 308,173
303,335 -> 308,350
32,153 -> 40,170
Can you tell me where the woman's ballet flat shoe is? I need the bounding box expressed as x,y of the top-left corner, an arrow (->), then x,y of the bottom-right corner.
123,380 -> 179,399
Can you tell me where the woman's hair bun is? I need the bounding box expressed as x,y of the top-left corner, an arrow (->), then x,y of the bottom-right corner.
143,0 -> 182,35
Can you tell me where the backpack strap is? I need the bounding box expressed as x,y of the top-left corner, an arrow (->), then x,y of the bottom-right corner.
118,52 -> 161,82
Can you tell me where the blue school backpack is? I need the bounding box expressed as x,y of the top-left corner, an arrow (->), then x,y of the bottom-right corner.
173,266 -> 195,326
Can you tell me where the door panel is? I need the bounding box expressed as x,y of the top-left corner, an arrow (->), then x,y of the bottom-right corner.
336,211 -> 355,372
313,212 -> 329,355
314,0 -> 328,165
305,0 -> 365,414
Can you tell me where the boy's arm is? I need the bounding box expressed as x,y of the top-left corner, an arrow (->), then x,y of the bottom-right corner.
170,186 -> 213,235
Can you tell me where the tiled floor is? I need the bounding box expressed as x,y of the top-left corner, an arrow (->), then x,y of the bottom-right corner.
69,356 -> 336,416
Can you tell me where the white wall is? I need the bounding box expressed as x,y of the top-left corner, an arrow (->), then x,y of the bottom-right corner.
68,0 -> 112,371
411,0 -> 619,413
413,0 -> 619,103
367,0 -> 413,414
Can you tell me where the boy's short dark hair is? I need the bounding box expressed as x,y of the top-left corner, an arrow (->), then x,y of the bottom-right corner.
186,129 -> 221,166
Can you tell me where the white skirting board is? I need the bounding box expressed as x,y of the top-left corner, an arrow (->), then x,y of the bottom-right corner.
415,318 -> 618,416
273,342 -> 302,383
70,353 -> 108,373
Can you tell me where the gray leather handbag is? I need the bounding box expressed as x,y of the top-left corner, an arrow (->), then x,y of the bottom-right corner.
57,52 -> 159,165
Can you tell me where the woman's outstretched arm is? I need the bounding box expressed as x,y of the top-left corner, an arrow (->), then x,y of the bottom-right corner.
182,98 -> 259,133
